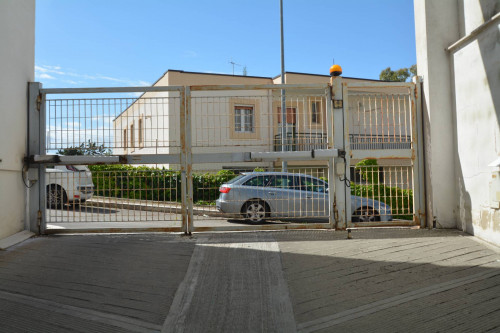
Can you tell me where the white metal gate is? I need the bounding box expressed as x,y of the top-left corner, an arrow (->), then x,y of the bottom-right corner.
26,77 -> 424,235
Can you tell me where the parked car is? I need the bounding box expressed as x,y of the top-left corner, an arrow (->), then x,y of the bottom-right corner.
46,165 -> 94,208
216,172 -> 392,223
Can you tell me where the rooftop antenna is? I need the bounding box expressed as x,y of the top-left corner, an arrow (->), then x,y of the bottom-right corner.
229,59 -> 242,75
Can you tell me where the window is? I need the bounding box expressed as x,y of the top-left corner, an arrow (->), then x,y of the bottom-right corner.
234,106 -> 254,133
244,175 -> 272,187
123,129 -> 128,149
138,117 -> 143,148
299,176 -> 327,193
268,175 -> 295,189
130,124 -> 135,149
229,99 -> 260,140
311,101 -> 321,124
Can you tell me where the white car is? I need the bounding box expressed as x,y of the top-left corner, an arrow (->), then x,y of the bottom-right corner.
45,165 -> 94,208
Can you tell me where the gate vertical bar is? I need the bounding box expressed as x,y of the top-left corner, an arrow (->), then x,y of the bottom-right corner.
28,82 -> 42,234
413,76 -> 426,227
179,87 -> 188,234
331,76 -> 347,229
343,83 -> 351,227
38,88 -> 46,234
326,86 -> 335,228
185,87 -> 194,234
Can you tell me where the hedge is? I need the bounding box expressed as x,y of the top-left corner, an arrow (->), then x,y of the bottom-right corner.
88,165 -> 236,205
352,159 -> 413,220
89,161 -> 414,219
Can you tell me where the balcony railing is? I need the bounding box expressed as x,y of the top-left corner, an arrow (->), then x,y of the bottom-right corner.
273,133 -> 412,151
349,134 -> 412,150
274,133 -> 327,152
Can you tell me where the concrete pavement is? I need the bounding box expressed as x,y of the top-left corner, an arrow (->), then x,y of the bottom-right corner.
0,229 -> 499,332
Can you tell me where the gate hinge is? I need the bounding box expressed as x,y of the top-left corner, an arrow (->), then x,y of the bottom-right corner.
36,93 -> 42,111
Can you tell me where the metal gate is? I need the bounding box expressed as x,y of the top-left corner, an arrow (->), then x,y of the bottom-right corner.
26,77 -> 424,235
340,78 -> 425,227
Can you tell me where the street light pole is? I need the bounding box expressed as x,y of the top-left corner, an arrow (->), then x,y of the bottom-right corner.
280,0 -> 287,171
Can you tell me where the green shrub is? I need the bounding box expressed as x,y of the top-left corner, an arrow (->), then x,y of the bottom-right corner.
89,165 -> 236,204
352,159 -> 413,220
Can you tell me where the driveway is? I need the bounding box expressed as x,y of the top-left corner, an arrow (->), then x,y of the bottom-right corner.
0,229 -> 499,332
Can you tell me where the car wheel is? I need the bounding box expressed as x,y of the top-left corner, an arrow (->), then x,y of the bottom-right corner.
352,207 -> 380,223
46,185 -> 66,209
242,200 -> 268,223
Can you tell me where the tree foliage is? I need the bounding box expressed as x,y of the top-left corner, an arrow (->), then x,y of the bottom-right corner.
379,65 -> 417,82
57,140 -> 111,156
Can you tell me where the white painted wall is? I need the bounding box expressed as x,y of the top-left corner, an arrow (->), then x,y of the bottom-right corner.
414,0 -> 459,229
0,0 -> 35,239
415,0 -> 500,245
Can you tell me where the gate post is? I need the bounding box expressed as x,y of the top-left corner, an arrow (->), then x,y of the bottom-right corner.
413,76 -> 426,228
330,77 -> 351,229
326,87 -> 335,228
180,87 -> 193,235
27,82 -> 46,234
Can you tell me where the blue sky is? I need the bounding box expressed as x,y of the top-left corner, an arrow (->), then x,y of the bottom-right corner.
35,0 -> 416,88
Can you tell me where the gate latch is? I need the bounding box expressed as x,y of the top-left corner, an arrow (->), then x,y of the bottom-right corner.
36,93 -> 42,111
333,99 -> 343,109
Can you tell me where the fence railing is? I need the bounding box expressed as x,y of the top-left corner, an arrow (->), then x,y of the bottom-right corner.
349,134 -> 412,150
273,133 -> 412,151
273,132 -> 327,151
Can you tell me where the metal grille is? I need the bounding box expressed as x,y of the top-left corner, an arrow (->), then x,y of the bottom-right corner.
348,93 -> 412,149
345,83 -> 420,226
192,166 -> 331,227
190,90 -> 329,153
350,164 -> 413,221
45,165 -> 182,225
28,80 -> 424,233
46,94 -> 181,153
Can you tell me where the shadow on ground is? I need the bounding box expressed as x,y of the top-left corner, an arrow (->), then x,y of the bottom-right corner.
0,229 -> 498,332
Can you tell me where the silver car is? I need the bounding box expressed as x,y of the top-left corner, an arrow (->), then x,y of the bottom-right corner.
216,172 -> 392,223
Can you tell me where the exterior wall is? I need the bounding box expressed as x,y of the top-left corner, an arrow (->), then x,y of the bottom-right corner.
166,70 -> 272,86
113,91 -> 180,157
0,0 -> 35,239
415,0 -> 500,245
452,0 -> 500,244
414,0 -> 460,229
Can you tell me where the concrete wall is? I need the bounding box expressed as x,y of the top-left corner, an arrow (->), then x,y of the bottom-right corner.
415,0 -> 500,245
0,0 -> 35,239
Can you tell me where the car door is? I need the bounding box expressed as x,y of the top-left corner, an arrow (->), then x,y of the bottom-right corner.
297,176 -> 328,218
265,174 -> 299,218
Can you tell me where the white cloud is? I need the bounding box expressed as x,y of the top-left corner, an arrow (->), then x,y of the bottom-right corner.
39,73 -> 55,79
35,64 -> 151,87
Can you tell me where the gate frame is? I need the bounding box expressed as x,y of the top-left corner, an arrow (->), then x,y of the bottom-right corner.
27,80 -> 424,234
27,83 -> 345,235
338,77 -> 426,228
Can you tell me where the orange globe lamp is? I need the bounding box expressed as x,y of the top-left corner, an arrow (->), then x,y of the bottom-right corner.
329,64 -> 342,77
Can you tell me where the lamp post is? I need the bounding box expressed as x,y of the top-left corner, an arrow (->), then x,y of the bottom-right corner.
280,0 -> 287,171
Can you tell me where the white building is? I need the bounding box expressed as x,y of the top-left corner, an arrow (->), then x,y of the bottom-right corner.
0,0 -> 35,241
415,0 -> 500,245
113,70 -> 413,174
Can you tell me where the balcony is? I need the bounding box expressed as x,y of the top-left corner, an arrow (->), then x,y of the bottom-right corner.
273,133 -> 412,151
273,133 -> 327,152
